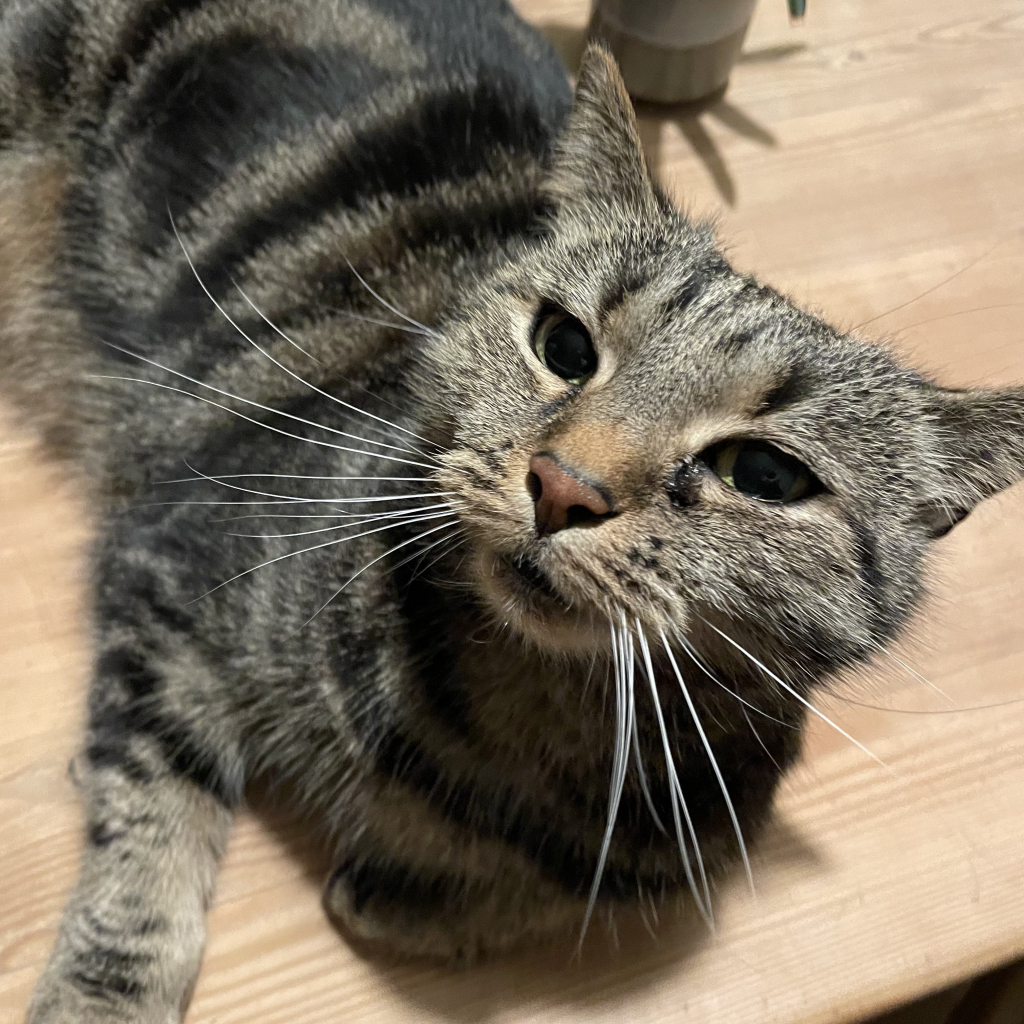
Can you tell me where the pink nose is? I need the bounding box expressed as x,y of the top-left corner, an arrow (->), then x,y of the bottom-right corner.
527,454 -> 612,537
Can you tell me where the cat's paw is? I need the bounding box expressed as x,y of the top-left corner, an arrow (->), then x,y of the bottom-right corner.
26,982 -> 179,1024
322,858 -> 478,963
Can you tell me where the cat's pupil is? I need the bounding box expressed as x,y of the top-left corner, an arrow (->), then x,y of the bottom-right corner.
535,313 -> 597,381
732,443 -> 801,501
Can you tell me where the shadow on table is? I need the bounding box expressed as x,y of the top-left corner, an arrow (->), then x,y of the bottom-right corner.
538,21 -> 806,207
251,784 -> 822,1023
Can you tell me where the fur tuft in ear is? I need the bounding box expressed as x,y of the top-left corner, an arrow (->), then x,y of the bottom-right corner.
921,385 -> 1024,537
543,43 -> 660,216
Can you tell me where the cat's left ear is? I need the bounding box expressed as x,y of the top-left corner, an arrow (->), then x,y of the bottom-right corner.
543,43 -> 662,217
919,385 -> 1024,537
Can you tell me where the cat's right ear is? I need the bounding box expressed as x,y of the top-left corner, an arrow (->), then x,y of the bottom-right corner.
919,384 -> 1024,538
543,43 -> 661,217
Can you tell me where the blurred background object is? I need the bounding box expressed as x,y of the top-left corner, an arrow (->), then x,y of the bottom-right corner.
588,0 -> 770,101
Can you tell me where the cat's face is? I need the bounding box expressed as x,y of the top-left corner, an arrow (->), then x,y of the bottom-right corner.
418,48 -> 1024,689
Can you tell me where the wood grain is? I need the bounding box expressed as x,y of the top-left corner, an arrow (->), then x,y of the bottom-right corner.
2,0 -> 1023,1022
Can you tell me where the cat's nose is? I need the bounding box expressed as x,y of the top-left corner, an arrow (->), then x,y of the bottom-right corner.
527,454 -> 612,537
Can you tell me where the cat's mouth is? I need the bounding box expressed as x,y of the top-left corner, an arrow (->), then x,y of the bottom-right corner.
471,547 -> 609,653
504,552 -> 564,603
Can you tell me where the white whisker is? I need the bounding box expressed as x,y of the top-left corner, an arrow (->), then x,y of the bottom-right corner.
342,257 -> 438,337
627,626 -> 666,837
579,614 -> 632,947
191,508 -> 458,601
300,518 -> 459,629
318,303 -> 433,337
168,213 -> 441,452
699,617 -> 888,769
741,708 -> 784,774
159,472 -> 432,485
179,461 -> 456,507
232,282 -> 444,458
661,631 -> 754,897
677,635 -> 795,729
100,337 -> 427,459
406,530 -> 468,584
635,623 -> 714,929
874,644 -> 954,705
224,502 -> 461,538
96,376 -> 440,470
382,525 -> 464,581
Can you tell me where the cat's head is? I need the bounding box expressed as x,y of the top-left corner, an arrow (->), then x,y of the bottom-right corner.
418,45 -> 1024,690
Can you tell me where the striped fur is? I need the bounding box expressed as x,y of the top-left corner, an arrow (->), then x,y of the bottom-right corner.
2,2 -> 1023,1021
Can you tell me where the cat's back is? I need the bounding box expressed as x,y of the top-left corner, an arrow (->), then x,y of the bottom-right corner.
0,0 -> 571,472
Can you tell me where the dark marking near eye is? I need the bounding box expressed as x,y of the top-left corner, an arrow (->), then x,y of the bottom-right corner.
600,271 -> 648,319
537,392 -> 578,419
846,518 -> 885,596
649,536 -> 664,550
718,329 -> 756,353
758,373 -> 806,415
667,272 -> 705,315
667,456 -> 703,507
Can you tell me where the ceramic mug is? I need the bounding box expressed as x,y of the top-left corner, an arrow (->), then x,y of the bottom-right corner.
588,0 -> 759,103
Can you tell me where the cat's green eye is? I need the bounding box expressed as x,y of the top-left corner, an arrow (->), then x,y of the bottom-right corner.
532,309 -> 597,383
707,439 -> 819,503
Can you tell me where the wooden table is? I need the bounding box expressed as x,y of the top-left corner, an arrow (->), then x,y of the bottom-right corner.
2,1 -> 1023,1022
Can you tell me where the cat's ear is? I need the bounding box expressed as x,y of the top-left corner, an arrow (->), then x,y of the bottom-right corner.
543,43 -> 660,215
919,385 -> 1024,537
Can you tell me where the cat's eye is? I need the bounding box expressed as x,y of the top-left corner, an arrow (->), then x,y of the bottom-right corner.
532,309 -> 597,383
704,439 -> 820,503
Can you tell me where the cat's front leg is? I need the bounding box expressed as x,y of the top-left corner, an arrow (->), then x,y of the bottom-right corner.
26,673 -> 240,1022
27,766 -> 234,1024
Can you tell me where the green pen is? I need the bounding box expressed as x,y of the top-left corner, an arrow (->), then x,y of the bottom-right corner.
788,0 -> 807,18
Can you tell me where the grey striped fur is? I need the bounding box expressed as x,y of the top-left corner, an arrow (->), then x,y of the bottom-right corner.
2,1 -> 1023,1021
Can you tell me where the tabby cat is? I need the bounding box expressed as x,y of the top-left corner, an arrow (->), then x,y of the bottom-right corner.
1,0 -> 1022,1021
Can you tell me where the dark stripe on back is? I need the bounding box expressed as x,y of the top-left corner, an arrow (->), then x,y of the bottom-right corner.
151,74 -> 551,335
167,171 -> 544,373
119,33 -> 390,235
15,0 -> 80,106
101,0 -> 210,103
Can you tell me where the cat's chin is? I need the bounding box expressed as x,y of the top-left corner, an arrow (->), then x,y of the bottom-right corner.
469,548 -> 609,655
